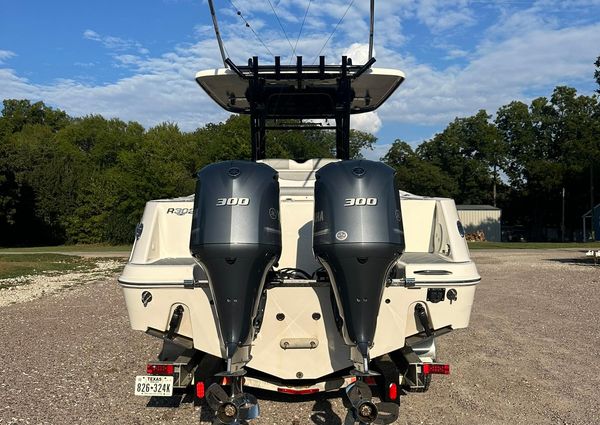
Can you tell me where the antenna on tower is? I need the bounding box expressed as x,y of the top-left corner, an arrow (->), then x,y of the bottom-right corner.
368,0 -> 375,60
208,0 -> 228,67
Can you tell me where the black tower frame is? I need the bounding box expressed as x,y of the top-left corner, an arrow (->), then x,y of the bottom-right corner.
225,55 -> 376,161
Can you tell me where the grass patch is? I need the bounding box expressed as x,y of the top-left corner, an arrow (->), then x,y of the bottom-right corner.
468,241 -> 600,250
0,254 -> 95,280
0,244 -> 130,253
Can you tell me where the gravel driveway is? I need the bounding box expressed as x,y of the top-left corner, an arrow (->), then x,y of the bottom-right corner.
1,249 -> 599,425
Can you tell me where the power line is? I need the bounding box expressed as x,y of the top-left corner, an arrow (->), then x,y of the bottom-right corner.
266,0 -> 295,57
312,0 -> 356,64
291,0 -> 312,62
226,0 -> 274,57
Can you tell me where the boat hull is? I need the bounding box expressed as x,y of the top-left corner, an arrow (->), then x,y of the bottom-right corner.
120,159 -> 479,381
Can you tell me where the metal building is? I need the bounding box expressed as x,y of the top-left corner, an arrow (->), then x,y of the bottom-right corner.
581,203 -> 600,241
456,205 -> 502,242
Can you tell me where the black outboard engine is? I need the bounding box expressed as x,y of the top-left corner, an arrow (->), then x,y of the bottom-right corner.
190,160 -> 281,374
313,160 -> 404,374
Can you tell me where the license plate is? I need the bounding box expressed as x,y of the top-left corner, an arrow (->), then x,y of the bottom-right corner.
134,375 -> 174,396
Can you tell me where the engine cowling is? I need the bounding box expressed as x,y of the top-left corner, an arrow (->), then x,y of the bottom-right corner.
313,160 -> 404,368
190,160 -> 281,364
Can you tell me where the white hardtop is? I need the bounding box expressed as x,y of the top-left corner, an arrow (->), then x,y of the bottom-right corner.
195,67 -> 405,115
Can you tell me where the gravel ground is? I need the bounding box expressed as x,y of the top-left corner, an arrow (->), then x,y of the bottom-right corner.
1,249 -> 599,425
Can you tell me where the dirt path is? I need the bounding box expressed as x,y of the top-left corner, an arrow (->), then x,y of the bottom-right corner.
0,251 -> 130,258
0,259 -> 125,307
1,250 -> 599,424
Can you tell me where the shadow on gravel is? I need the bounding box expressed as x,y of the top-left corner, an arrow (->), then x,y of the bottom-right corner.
147,393 -> 188,408
146,393 -> 216,422
196,388 -> 345,424
310,399 -> 342,425
251,388 -> 345,424
197,399 -> 218,423
191,398 -> 342,424
143,390 -> 230,423
146,388 -> 345,423
547,257 -> 599,267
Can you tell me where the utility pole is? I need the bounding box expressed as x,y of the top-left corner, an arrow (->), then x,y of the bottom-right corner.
561,187 -> 565,242
493,164 -> 497,207
591,163 -> 596,241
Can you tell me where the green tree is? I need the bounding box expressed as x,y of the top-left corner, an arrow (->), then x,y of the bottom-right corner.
495,87 -> 600,240
1,99 -> 69,134
495,101 -> 536,189
0,100 -> 383,245
0,101 -> 73,245
416,110 -> 499,205
193,114 -> 375,163
382,140 -> 458,197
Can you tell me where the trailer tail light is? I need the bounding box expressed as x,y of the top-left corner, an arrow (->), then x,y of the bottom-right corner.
388,383 -> 398,400
146,364 -> 174,375
277,387 -> 320,395
422,363 -> 450,375
196,382 -> 205,399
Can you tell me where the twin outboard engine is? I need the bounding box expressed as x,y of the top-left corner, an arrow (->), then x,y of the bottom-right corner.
190,160 -> 281,374
313,160 -> 404,374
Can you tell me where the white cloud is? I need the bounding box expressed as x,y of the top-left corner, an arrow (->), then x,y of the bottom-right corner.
444,49 -> 468,60
193,24 -> 215,38
0,38 -> 229,130
0,3 -> 599,137
415,0 -> 475,32
343,43 -> 372,64
83,29 -> 149,55
83,29 -> 101,41
377,20 -> 600,127
351,112 -> 382,134
74,62 -> 96,68
0,50 -> 16,64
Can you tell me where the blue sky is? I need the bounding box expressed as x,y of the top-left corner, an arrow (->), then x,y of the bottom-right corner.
1,0 -> 600,159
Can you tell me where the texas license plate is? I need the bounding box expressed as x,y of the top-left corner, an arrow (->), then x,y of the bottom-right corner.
134,375 -> 174,396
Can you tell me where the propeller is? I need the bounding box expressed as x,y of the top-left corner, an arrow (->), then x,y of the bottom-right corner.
344,381 -> 399,425
205,383 -> 260,425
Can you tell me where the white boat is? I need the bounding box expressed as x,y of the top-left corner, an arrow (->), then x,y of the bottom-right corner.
120,5 -> 478,424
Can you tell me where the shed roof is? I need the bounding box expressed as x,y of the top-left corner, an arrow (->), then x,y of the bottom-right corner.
581,203 -> 600,217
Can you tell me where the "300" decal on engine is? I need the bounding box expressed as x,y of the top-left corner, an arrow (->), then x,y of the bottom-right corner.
344,197 -> 378,206
216,197 -> 250,206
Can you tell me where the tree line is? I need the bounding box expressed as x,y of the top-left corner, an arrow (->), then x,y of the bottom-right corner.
0,101 -> 374,245
384,84 -> 600,241
1,58 -> 599,245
